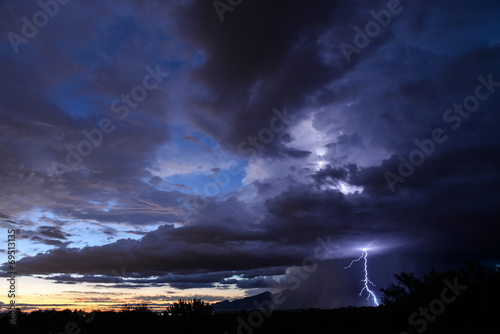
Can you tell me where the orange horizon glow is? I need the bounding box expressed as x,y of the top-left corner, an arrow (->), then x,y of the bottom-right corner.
0,276 -> 244,314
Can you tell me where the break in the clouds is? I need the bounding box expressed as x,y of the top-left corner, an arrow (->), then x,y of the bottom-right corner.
0,0 -> 499,310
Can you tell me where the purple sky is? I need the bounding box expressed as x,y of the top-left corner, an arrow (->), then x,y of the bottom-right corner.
0,0 -> 499,311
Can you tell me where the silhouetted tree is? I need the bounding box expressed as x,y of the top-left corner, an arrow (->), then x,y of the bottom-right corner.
380,271 -> 421,306
166,298 -> 213,316
120,302 -> 153,314
121,303 -> 132,312
381,268 -> 455,307
134,302 -> 150,313
381,261 -> 500,307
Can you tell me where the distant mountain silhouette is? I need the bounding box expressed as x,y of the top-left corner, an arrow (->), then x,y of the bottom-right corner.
212,289 -> 319,312
213,291 -> 274,312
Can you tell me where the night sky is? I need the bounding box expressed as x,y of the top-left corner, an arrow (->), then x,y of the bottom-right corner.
1,0 -> 499,311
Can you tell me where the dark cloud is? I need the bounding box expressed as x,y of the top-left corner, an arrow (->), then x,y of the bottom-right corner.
176,0 -> 352,156
284,149 -> 312,159
30,236 -> 71,247
312,165 -> 349,185
38,226 -> 70,239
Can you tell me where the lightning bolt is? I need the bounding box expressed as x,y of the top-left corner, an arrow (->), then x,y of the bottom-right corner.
344,249 -> 379,306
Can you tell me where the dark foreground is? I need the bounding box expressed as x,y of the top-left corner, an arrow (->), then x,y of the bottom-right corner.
2,262 -> 499,333
1,305 -> 498,334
